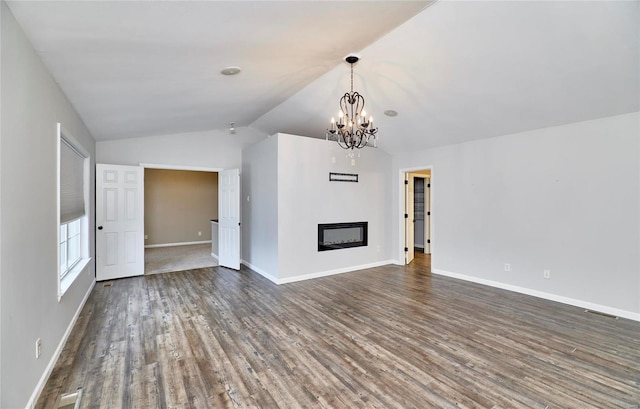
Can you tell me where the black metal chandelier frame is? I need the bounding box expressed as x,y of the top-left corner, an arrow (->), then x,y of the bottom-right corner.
327,56 -> 378,150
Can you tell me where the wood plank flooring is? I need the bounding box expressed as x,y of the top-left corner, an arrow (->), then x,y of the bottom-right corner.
36,257 -> 640,408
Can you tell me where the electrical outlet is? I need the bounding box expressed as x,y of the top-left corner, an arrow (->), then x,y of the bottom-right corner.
504,263 -> 511,272
35,338 -> 41,359
144,234 -> 148,240
377,245 -> 381,253
544,269 -> 551,279
198,231 -> 202,236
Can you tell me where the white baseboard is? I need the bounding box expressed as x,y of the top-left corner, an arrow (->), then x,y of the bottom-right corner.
431,269 -> 640,322
277,260 -> 395,284
240,260 -> 396,285
414,244 -> 425,249
26,279 -> 96,409
240,260 -> 279,284
242,260 -> 395,285
145,240 -> 211,249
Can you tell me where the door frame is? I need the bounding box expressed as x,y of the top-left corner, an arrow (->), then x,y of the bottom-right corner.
398,166 -> 434,264
140,163 -> 223,173
140,163 -> 223,271
405,173 -> 415,264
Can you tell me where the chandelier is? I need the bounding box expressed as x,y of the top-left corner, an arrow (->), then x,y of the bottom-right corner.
327,55 -> 378,151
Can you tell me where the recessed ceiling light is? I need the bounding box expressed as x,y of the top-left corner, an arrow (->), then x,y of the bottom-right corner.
220,66 -> 242,76
384,110 -> 398,117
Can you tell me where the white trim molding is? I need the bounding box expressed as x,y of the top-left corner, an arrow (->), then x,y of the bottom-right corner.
145,240 -> 211,248
26,279 -> 96,409
398,165 -> 434,266
140,163 -> 223,172
277,261 -> 396,284
241,260 -> 279,283
432,269 -> 640,322
241,260 -> 396,285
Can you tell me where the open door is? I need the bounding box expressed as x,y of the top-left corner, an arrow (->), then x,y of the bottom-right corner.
219,169 -> 240,270
425,176 -> 431,254
96,164 -> 144,281
404,173 -> 415,264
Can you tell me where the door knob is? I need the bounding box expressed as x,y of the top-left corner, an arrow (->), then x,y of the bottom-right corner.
98,226 -> 103,230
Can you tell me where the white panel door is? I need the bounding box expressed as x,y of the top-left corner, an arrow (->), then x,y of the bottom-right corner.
405,174 -> 415,265
219,168 -> 240,270
96,164 -> 144,281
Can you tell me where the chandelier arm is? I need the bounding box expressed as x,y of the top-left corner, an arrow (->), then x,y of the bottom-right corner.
354,130 -> 368,149
335,132 -> 352,150
327,55 -> 379,153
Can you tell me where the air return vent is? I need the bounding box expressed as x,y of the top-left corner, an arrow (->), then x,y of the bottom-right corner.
56,388 -> 82,409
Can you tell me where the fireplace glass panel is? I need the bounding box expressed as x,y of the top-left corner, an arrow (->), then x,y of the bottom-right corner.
318,222 -> 368,251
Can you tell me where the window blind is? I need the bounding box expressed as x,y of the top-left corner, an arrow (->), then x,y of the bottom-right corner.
60,139 -> 86,223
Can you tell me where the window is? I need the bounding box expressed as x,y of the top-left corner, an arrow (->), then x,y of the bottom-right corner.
60,219 -> 81,279
58,123 -> 91,299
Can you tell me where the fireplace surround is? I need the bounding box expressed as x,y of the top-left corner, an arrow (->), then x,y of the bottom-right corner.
318,222 -> 368,251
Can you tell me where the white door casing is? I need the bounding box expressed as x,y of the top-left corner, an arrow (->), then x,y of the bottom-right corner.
219,169 -> 241,270
405,173 -> 415,265
96,164 -> 144,281
425,176 -> 431,254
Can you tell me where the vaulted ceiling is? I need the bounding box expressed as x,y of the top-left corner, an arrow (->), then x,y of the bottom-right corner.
7,1 -> 639,154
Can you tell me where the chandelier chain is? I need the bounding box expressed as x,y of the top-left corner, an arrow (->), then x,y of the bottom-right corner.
350,64 -> 354,93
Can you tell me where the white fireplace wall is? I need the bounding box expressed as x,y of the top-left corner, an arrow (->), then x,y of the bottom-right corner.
241,132 -> 393,282
276,133 -> 392,281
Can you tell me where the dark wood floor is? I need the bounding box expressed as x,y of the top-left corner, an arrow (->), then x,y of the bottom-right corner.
37,254 -> 640,408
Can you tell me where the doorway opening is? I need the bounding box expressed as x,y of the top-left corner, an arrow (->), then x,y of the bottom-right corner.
142,164 -> 221,275
401,168 -> 432,270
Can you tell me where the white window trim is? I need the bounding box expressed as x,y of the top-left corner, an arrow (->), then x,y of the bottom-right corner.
57,123 -> 92,301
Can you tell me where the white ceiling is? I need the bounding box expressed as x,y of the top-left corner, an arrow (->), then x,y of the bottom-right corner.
6,0 -> 430,141
7,1 -> 639,154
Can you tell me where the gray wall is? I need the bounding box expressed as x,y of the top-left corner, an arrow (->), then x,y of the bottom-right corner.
97,127 -> 265,169
241,136 -> 279,279
392,112 -> 640,319
1,3 -> 96,407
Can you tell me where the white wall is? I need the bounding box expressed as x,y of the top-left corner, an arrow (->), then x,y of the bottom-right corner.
241,136 -> 279,280
1,3 -> 96,407
96,127 -> 265,170
277,134 -> 392,280
242,133 -> 393,282
392,112 -> 640,319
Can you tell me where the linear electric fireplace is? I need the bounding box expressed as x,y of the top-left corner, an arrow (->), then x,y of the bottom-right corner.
318,222 -> 368,251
